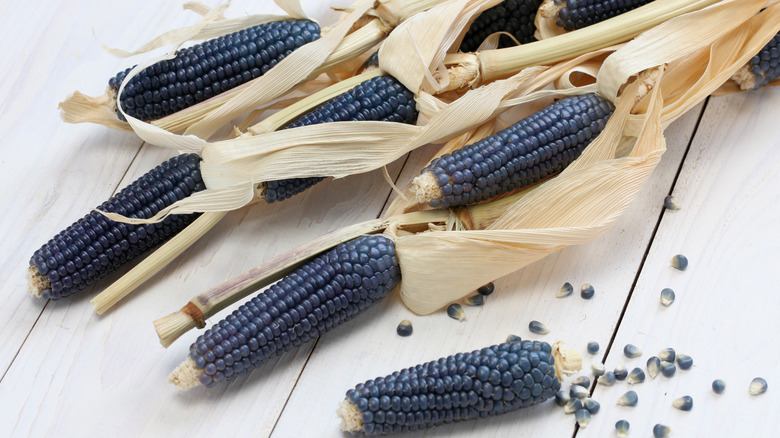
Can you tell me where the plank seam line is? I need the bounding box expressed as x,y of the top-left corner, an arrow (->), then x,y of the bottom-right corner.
571,97 -> 710,438
0,300 -> 50,385
267,152 -> 412,436
0,139 -> 146,385
267,337 -> 321,437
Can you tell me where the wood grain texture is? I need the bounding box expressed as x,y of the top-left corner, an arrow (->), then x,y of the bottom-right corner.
1,0 -> 777,437
582,87 -> 780,438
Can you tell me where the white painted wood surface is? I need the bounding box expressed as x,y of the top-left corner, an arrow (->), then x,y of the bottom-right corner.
0,1 -> 776,437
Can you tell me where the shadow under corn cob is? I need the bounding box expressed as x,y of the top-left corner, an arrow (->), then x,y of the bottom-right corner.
338,339 -> 562,435
460,0 -> 544,52
260,75 -> 418,203
28,154 -> 205,300
171,234 -> 400,389
412,93 -> 615,208
733,31 -> 779,90
109,19 -> 321,121
555,0 -> 655,31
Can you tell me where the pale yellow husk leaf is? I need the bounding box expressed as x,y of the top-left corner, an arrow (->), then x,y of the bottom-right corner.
396,0 -> 780,314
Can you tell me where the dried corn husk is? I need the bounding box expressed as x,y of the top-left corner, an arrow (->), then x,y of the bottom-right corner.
397,0 -> 780,314
59,0 -> 448,137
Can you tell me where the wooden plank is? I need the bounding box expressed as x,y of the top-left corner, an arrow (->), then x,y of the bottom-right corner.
272,104 -> 705,436
583,88 -> 780,437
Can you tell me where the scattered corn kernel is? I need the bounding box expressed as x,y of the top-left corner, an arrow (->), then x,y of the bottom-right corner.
676,354 -> 693,370
572,375 -> 591,388
396,320 -> 413,337
529,320 -> 550,335
624,344 -> 642,359
570,384 -> 589,399
464,294 -> 484,306
555,389 -> 571,406
712,379 -> 726,394
580,283 -> 595,299
557,282 -> 574,298
575,408 -> 591,427
592,362 -> 606,377
614,363 -> 628,381
660,288 -> 676,306
477,282 -> 495,296
506,334 -> 522,343
664,195 -> 681,210
661,361 -> 676,377
447,303 -> 465,321
587,341 -> 600,355
598,371 -> 616,386
653,424 -> 671,437
615,419 -> 630,437
671,254 -> 688,271
583,398 -> 600,414
647,356 -> 661,379
658,348 -> 676,363
627,368 -> 646,384
673,395 -> 693,411
750,377 -> 768,395
564,398 -> 583,414
617,390 -> 638,407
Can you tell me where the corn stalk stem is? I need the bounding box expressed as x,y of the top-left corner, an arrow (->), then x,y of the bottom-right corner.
153,188 -> 531,346
471,0 -> 722,82
91,211 -> 228,314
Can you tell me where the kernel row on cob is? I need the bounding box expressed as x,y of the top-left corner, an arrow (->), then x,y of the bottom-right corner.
31,73 -> 419,304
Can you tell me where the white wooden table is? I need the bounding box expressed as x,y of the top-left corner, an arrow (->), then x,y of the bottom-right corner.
1,1 -> 777,437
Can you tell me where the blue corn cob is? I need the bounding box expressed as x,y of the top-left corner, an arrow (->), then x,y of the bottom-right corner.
28,154 -> 205,300
737,31 -> 779,90
261,75 -> 418,203
460,0 -> 544,52
413,93 -> 615,208
180,235 -> 400,388
555,0 -> 655,31
108,19 -> 321,121
338,340 -> 561,435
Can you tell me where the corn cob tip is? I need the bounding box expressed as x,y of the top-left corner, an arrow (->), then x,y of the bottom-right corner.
337,399 -> 364,432
411,172 -> 442,205
553,341 -> 582,380
26,265 -> 48,297
169,357 -> 201,391
731,65 -> 758,91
